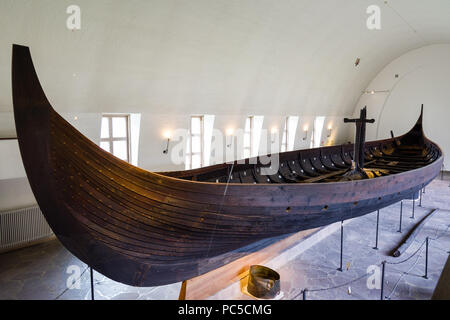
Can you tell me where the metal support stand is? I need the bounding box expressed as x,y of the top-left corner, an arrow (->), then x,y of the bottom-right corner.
411,194 -> 415,219
337,221 -> 344,272
302,289 -> 307,300
90,267 -> 94,301
423,237 -> 429,279
397,201 -> 403,233
373,210 -> 380,250
380,261 -> 385,301
419,188 -> 422,207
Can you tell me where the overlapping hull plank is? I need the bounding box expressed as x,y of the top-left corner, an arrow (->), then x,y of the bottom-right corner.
12,45 -> 443,286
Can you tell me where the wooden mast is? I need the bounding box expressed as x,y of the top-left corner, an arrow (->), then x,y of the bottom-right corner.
343,106 -> 375,178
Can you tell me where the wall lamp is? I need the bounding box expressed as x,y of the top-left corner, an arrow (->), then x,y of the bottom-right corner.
327,125 -> 332,138
302,125 -> 309,141
271,127 -> 278,143
226,128 -> 234,148
163,131 -> 171,154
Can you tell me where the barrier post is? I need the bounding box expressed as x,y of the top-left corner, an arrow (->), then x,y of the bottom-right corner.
423,237 -> 429,279
338,221 -> 344,272
380,261 -> 386,301
90,267 -> 94,300
419,188 -> 422,207
397,201 -> 403,233
373,210 -> 380,250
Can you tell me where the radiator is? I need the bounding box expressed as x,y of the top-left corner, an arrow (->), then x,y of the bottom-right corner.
0,205 -> 54,252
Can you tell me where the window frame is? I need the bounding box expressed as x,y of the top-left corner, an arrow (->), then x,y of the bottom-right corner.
243,116 -> 254,158
281,117 -> 289,152
186,115 -> 204,169
100,114 -> 131,163
311,116 -> 325,148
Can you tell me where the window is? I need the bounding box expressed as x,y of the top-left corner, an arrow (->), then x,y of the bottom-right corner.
311,116 -> 325,148
100,115 -> 130,162
243,116 -> 253,158
186,116 -> 204,169
281,116 -> 299,152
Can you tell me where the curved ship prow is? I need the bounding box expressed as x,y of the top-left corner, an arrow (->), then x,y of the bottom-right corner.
12,44 -> 443,286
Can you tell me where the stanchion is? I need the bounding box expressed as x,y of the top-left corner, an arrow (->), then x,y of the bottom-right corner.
302,289 -> 307,300
423,237 -> 429,279
373,210 -> 380,250
380,261 -> 385,301
397,201 -> 403,233
90,267 -> 94,300
411,194 -> 415,219
419,188 -> 422,207
337,221 -> 344,272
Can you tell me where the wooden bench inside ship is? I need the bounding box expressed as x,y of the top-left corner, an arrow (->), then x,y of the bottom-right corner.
167,139 -> 439,184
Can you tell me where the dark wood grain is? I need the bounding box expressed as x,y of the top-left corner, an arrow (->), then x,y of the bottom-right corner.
12,44 -> 443,287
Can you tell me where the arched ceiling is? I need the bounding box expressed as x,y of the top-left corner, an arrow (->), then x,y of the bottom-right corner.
1,0 -> 450,116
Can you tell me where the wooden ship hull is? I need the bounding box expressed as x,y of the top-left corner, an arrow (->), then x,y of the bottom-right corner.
12,45 -> 443,287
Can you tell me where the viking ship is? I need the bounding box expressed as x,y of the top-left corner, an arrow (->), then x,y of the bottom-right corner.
12,44 -> 443,286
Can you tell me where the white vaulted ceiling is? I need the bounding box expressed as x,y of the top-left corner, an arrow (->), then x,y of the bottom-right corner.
1,0 -> 450,116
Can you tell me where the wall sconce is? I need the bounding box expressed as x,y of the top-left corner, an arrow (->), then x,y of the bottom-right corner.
302,125 -> 308,141
327,125 -> 332,138
271,127 -> 278,143
162,131 -> 171,154
226,128 -> 234,148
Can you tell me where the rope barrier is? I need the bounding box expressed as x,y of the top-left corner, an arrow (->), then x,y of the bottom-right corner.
386,239 -> 427,265
295,213 -> 449,299
385,245 -> 426,300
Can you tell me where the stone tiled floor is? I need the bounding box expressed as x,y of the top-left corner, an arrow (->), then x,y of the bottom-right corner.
278,174 -> 450,300
0,239 -> 181,300
0,175 -> 449,300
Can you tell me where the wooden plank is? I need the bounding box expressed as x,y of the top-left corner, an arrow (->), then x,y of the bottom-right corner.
12,44 -> 444,287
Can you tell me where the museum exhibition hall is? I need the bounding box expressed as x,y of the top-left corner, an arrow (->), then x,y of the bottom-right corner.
0,0 -> 449,302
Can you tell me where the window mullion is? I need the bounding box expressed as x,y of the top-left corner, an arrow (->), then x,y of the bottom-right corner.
109,117 -> 114,155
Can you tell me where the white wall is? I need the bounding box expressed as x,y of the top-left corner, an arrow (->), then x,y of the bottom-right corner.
0,177 -> 36,211
0,140 -> 26,180
4,0 -> 450,117
354,44 -> 450,169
